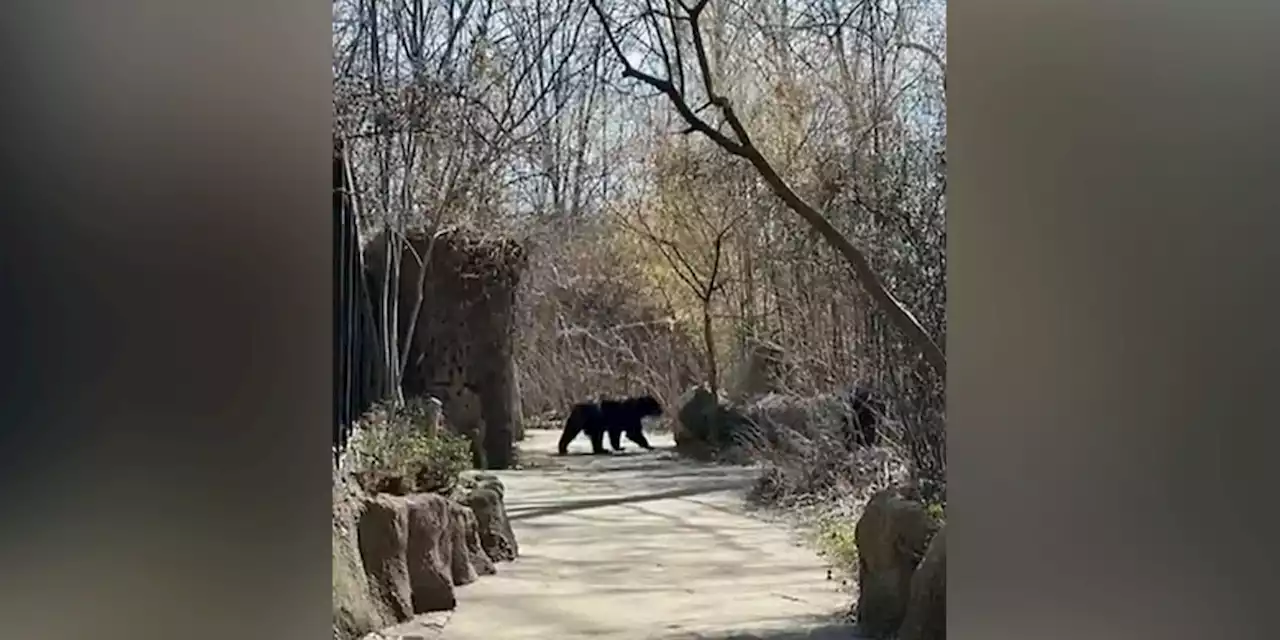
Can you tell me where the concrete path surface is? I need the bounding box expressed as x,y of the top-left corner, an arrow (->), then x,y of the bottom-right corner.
432,429 -> 862,640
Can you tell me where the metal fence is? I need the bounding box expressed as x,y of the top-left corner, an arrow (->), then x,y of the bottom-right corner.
334,138 -> 381,460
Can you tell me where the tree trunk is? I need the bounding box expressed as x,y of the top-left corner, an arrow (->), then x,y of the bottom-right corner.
701,301 -> 719,397
585,0 -> 947,380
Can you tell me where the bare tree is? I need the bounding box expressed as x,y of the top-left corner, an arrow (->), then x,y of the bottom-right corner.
332,0 -> 946,496
334,0 -> 595,406
586,0 -> 945,381
616,138 -> 749,396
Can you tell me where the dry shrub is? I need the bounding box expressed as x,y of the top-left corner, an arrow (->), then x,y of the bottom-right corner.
740,393 -> 913,510
341,399 -> 473,495
671,389 -> 911,508
725,392 -> 918,575
514,221 -> 702,415
672,386 -> 944,580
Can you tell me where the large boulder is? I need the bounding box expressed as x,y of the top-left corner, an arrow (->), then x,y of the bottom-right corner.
404,494 -> 460,613
364,227 -> 526,471
454,470 -> 518,562
675,386 -> 754,459
333,480 -> 393,640
357,495 -> 414,622
451,500 -> 496,578
467,486 -> 518,562
853,487 -> 940,638
899,524 -> 946,640
676,386 -> 719,445
458,470 -> 506,501
355,491 -> 499,625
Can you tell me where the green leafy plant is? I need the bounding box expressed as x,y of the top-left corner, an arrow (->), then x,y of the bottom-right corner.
346,401 -> 473,495
814,517 -> 860,571
925,502 -> 945,524
409,431 -> 473,493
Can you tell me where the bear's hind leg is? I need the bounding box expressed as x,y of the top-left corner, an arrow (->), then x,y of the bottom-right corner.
626,425 -> 653,450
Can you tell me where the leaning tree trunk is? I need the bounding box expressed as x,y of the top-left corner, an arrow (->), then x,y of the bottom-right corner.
587,0 -> 947,382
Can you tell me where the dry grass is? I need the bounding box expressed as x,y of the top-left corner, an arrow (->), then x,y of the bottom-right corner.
748,439 -> 912,578
729,394 -> 915,504
677,391 -> 938,579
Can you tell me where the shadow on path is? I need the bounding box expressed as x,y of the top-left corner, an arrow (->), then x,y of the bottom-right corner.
659,623 -> 863,640
508,480 -> 752,521
436,430 -> 858,640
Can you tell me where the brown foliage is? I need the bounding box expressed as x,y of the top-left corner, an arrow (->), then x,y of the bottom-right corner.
335,0 -> 945,495
514,221 -> 703,416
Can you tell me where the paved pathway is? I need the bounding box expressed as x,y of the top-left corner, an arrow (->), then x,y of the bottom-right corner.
392,429 -> 862,640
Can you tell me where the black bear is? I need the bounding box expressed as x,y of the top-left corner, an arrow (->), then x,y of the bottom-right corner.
602,395 -> 664,452
557,394 -> 665,455
557,401 -> 610,455
842,385 -> 888,447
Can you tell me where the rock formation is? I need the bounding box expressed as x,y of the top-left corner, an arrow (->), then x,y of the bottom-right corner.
454,471 -> 519,562
899,524 -> 946,640
853,487 -> 942,638
332,471 -> 519,640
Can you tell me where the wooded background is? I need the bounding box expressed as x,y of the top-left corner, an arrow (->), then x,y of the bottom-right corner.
333,0 -> 946,485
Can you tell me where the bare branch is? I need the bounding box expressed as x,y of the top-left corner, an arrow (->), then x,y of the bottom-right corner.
586,0 -> 947,380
